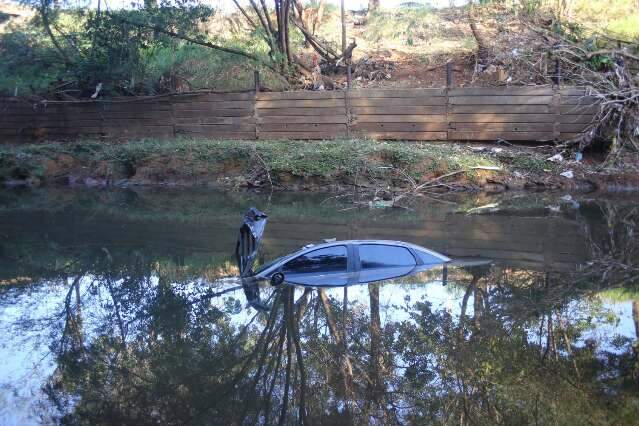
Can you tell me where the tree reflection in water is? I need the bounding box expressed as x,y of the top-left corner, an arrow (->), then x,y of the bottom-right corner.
0,190 -> 637,424
45,267 -> 638,423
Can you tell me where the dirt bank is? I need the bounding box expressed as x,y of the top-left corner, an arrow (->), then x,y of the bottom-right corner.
0,138 -> 631,194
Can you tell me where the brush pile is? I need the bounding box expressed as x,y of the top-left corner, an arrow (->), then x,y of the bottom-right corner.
353,57 -> 396,82
479,8 -> 638,166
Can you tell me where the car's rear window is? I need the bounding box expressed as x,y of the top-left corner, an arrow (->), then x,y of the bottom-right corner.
359,244 -> 416,269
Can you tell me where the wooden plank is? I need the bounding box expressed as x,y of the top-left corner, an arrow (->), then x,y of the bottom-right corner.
173,109 -> 253,118
1,119 -> 105,129
353,114 -> 446,123
99,118 -> 172,127
174,116 -> 254,125
447,113 -> 555,123
557,132 -> 583,140
448,131 -> 555,141
256,99 -> 344,109
449,122 -> 553,132
0,113 -> 64,122
175,124 -> 256,133
351,106 -> 446,115
171,92 -> 255,102
172,101 -> 254,110
258,107 -> 346,116
560,95 -> 600,105
559,123 -> 591,132
0,128 -> 35,135
257,115 -> 346,124
449,86 -> 554,96
352,122 -> 448,132
89,111 -> 174,120
92,102 -> 172,112
174,130 -> 255,139
258,131 -> 346,139
449,96 -> 553,105
256,91 -> 344,100
350,97 -> 446,107
559,115 -> 595,124
10,111 -> 174,122
349,88 -> 445,98
559,104 -> 598,115
105,124 -> 174,133
449,104 -> 550,114
259,123 -> 346,132
559,87 -> 590,96
352,131 -> 447,140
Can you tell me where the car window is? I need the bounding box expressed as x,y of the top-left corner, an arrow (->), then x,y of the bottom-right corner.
283,245 -> 348,274
359,244 -> 416,269
415,249 -> 445,264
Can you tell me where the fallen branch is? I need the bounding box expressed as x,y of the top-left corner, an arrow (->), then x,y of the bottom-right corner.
393,166 -> 502,204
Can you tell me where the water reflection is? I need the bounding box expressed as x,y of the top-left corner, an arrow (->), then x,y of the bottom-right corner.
0,188 -> 638,424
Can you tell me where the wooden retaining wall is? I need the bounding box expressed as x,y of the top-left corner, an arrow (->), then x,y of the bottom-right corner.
0,86 -> 598,143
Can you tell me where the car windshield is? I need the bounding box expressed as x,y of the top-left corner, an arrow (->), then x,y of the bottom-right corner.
253,251 -> 301,274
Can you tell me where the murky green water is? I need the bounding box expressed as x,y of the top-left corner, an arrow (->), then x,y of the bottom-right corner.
0,187 -> 638,424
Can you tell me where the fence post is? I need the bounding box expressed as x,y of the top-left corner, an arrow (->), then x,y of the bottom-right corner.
254,70 -> 260,140
552,86 -> 561,141
254,70 -> 260,92
345,85 -> 351,139
553,57 -> 561,86
169,96 -> 177,138
445,61 -> 453,141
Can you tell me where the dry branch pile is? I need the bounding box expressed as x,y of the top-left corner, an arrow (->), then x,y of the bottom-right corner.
474,8 -> 639,165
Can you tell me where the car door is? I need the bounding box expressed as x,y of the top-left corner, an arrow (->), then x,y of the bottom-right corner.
235,207 -> 268,278
356,244 -> 417,283
280,244 -> 353,286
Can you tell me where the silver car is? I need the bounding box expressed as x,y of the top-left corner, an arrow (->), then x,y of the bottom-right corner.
236,207 -> 450,288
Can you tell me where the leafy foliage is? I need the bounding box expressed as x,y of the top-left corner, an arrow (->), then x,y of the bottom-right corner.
0,0 -> 278,96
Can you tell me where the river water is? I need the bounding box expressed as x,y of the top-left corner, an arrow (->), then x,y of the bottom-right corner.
0,187 -> 638,424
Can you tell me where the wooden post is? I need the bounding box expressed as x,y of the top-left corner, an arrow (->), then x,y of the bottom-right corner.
445,62 -> 452,141
552,86 -> 561,141
554,57 -> 561,86
347,62 -> 352,90
345,84 -> 351,139
254,70 -> 260,140
254,70 -> 260,92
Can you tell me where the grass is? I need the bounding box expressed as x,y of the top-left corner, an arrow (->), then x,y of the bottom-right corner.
0,138 -> 509,188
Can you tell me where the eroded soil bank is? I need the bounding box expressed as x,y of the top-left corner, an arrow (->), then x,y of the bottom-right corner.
0,138 -> 635,193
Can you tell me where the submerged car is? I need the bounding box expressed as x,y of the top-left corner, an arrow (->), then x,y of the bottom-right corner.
236,208 -> 450,290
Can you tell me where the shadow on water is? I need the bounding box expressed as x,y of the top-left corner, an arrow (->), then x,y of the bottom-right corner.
0,187 -> 638,424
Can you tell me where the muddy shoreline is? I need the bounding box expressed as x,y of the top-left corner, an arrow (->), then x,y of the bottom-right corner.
1,139 -> 636,194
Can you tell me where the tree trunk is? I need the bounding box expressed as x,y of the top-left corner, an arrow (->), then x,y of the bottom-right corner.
340,0 -> 346,53
313,0 -> 326,35
468,0 -> 490,65
40,0 -> 72,65
368,0 -> 380,14
369,283 -> 383,403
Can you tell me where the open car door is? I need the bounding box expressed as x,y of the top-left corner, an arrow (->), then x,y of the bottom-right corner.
235,207 -> 268,278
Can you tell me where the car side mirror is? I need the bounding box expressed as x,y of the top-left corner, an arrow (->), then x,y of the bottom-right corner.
270,272 -> 285,286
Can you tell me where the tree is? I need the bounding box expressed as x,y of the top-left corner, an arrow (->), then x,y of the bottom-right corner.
368,0 -> 379,15
468,0 -> 491,66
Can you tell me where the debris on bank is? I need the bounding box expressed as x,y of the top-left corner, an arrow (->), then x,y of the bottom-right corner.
0,138 -> 630,194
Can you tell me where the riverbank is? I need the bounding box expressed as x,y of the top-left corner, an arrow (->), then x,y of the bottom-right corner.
0,138 -> 631,193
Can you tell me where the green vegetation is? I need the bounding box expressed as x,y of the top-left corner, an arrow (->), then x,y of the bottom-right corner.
0,2 -> 287,96
0,138 -> 510,188
363,6 -> 474,55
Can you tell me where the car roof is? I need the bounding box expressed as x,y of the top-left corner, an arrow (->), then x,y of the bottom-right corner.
254,239 -> 450,278
289,239 -> 450,262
